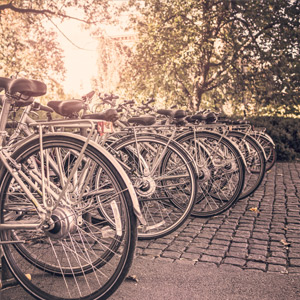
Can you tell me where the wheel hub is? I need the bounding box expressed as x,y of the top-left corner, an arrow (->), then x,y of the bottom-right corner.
45,207 -> 77,239
197,168 -> 211,182
135,177 -> 156,197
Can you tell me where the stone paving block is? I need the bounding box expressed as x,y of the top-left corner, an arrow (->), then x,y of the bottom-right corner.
267,264 -> 288,273
213,233 -> 233,240
270,227 -> 285,234
177,258 -> 196,265
248,240 -> 268,248
154,257 -> 174,263
230,242 -> 248,249
175,236 -> 194,242
148,243 -> 168,250
245,261 -> 267,271
269,251 -> 287,258
267,256 -> 286,265
202,249 -> 226,257
234,230 -> 251,238
180,252 -> 200,261
251,232 -> 269,240
248,248 -> 268,256
269,233 -> 286,241
237,225 -> 254,232
143,248 -> 162,257
192,238 -> 211,245
221,224 -> 237,230
288,252 -> 300,258
137,240 -> 151,248
247,254 -> 267,262
186,246 -> 206,254
161,251 -> 182,259
289,258 -> 300,266
199,255 -> 222,264
228,246 -> 248,255
199,232 -> 216,239
189,241 -> 209,249
226,251 -> 247,259
223,257 -> 246,266
286,267 -> 300,274
207,244 -> 229,251
286,237 -> 300,243
210,238 -> 231,246
231,237 -> 249,244
286,231 -> 300,238
167,243 -> 188,252
154,237 -> 174,244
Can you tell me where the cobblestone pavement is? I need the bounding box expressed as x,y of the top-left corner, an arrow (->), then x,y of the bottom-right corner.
135,162 -> 300,274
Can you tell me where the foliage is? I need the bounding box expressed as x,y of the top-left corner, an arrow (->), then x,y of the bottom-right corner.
249,116 -> 300,161
224,0 -> 300,116
95,35 -> 132,93
0,0 -> 115,99
119,0 -> 299,114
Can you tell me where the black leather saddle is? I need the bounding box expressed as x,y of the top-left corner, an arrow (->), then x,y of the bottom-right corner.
127,115 -> 156,126
47,100 -> 85,117
0,77 -> 46,107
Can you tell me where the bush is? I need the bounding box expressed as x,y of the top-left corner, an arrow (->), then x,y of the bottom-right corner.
248,116 -> 300,161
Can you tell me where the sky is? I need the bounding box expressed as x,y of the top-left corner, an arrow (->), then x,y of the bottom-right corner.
53,19 -> 99,95
50,5 -> 131,96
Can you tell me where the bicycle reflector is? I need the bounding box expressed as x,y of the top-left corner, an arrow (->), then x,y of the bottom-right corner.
97,121 -> 114,136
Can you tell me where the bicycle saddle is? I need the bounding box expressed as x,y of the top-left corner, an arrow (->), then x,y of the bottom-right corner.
127,115 -> 156,126
82,108 -> 119,122
47,100 -> 85,117
0,77 -> 46,97
156,109 -> 187,119
0,77 -> 46,107
191,112 -> 217,124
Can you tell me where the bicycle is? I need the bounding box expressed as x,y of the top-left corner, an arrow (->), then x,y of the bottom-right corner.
0,76 -> 144,300
4,92 -> 198,240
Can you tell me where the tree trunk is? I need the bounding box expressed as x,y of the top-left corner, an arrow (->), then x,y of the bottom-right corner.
194,84 -> 204,112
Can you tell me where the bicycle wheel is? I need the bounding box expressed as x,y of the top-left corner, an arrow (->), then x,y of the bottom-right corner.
0,133 -> 137,300
227,131 -> 266,199
252,133 -> 276,171
109,133 -> 197,239
176,130 -> 245,217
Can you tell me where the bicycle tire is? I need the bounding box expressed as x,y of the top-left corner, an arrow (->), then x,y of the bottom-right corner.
0,133 -> 137,300
176,130 -> 245,217
252,133 -> 276,172
109,133 -> 197,239
227,131 -> 266,199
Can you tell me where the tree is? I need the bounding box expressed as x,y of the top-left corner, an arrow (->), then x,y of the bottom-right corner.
120,0 -> 299,114
225,0 -> 300,115
0,0 -> 115,98
96,35 -> 132,93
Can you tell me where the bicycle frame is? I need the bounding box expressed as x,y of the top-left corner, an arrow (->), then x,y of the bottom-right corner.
1,100 -> 146,227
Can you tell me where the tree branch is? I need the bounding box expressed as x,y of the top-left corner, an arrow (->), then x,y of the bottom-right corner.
0,2 -> 93,24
